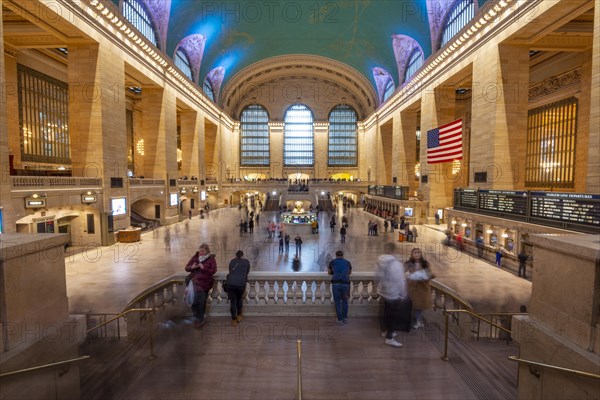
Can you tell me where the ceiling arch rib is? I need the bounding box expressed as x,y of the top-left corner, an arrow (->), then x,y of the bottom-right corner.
222,55 -> 377,120
392,34 -> 424,86
174,34 -> 206,84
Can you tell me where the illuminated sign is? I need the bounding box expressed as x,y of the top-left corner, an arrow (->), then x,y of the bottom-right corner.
81,194 -> 97,203
25,198 -> 46,209
170,193 -> 178,206
111,197 -> 127,215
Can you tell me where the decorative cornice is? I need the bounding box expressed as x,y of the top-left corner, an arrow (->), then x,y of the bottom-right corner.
3,43 -> 18,58
529,69 -> 581,100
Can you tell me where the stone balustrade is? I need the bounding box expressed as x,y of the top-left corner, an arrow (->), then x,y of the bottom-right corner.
129,178 -> 166,186
11,176 -> 102,188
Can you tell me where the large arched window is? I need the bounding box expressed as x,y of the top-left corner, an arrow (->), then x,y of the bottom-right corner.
284,104 -> 314,166
203,78 -> 215,102
240,105 -> 270,166
174,49 -> 193,81
440,0 -> 475,48
404,48 -> 424,82
122,0 -> 159,48
383,79 -> 395,102
328,105 -> 357,166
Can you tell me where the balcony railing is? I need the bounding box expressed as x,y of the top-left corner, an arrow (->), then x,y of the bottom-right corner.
11,176 -> 102,189
129,178 -> 166,186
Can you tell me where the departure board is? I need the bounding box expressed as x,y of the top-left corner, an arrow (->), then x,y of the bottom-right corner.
530,192 -> 600,227
458,189 -> 478,208
478,190 -> 528,216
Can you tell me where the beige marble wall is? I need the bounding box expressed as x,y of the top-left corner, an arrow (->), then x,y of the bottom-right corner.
377,122 -> 393,185
393,109 -> 418,192
313,123 -> 328,178
512,233 -> 600,399
587,5 -> 600,192
0,7 -> 12,232
268,123 -> 284,178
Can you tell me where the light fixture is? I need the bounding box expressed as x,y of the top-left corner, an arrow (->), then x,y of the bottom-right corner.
461,223 -> 467,227
502,232 -> 509,238
136,139 -> 145,155
452,160 -> 461,175
451,220 -> 457,225
487,228 -> 493,234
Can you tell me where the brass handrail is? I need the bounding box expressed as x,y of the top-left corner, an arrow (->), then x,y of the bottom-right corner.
430,280 -> 474,312
86,308 -> 156,360
441,309 -> 515,361
0,356 -> 90,379
508,356 -> 600,380
296,339 -> 303,400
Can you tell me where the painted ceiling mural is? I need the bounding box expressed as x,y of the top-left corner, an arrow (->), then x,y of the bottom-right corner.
132,0 -> 489,99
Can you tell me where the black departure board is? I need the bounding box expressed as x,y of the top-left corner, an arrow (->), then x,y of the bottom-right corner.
458,189 -> 478,208
530,192 -> 600,226
478,190 -> 528,216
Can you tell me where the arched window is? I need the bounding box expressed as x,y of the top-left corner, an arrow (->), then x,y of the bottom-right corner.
203,78 -> 215,102
284,104 -> 314,166
441,0 -> 475,47
383,79 -> 395,102
328,105 -> 357,166
404,48 -> 424,82
174,49 -> 193,81
122,0 -> 159,48
240,105 -> 270,166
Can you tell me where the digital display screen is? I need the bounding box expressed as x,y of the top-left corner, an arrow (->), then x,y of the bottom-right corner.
404,208 -> 413,217
111,198 -> 127,216
170,193 -> 178,207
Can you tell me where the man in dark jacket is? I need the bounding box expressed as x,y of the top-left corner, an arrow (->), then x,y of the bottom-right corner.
328,250 -> 352,325
225,250 -> 251,326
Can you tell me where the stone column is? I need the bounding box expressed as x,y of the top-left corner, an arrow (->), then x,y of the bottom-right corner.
179,110 -> 199,178
587,6 -> 600,192
269,122 -> 284,178
313,122 -> 329,179
470,44 -> 529,189
68,43 -> 127,217
393,109 -> 418,193
140,87 -> 178,222
0,7 -> 14,232
377,122 -> 393,185
420,84 -> 456,218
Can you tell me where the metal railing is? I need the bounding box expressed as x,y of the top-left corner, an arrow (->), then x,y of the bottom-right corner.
508,356 -> 600,380
86,308 -> 156,360
0,356 -> 90,379
440,309 -> 524,361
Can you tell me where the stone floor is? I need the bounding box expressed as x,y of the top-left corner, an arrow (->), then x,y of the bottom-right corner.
65,206 -> 532,315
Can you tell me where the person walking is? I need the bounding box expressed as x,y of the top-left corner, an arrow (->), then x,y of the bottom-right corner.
279,235 -> 284,254
405,248 -> 435,329
518,249 -> 528,278
284,233 -> 290,253
294,235 -> 303,256
411,226 -> 418,243
328,250 -> 352,326
224,250 -> 250,326
340,225 -> 347,243
184,243 -> 217,328
375,242 -> 410,348
476,235 -> 484,258
495,244 -> 503,267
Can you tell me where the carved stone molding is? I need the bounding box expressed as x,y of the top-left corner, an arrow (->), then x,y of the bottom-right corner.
529,69 -> 581,100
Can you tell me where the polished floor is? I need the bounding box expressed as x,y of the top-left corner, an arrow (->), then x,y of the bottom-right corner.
65,205 -> 532,314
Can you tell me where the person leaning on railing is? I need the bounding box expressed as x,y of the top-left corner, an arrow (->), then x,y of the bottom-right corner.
185,243 -> 217,328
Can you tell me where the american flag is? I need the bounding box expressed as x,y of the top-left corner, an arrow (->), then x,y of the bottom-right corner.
426,119 -> 463,164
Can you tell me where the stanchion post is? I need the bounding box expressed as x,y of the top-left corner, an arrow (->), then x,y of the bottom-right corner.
297,339 -> 303,400
441,312 -> 450,361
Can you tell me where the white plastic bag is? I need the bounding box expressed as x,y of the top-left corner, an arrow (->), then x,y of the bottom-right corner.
184,279 -> 195,306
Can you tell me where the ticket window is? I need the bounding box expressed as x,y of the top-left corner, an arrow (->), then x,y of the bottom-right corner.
36,221 -> 55,233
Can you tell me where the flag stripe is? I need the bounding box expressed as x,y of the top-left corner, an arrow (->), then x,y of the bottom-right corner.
427,118 -> 463,164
